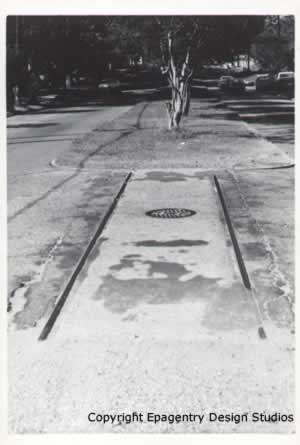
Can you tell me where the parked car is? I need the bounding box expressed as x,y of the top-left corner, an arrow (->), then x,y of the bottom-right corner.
38,74 -> 51,88
276,71 -> 294,81
255,74 -> 276,92
218,75 -> 245,92
230,78 -> 245,92
243,79 -> 255,87
98,78 -> 121,92
276,72 -> 294,90
256,72 -> 294,92
71,75 -> 96,87
218,75 -> 234,89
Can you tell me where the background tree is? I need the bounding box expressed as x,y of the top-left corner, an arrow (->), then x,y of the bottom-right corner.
251,15 -> 294,73
6,15 -> 266,120
107,16 -> 265,129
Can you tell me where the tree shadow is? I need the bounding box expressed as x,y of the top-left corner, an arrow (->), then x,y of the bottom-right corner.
7,123 -> 58,129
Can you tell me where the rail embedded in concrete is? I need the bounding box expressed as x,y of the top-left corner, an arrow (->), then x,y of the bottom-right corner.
213,174 -> 267,339
38,172 -> 132,341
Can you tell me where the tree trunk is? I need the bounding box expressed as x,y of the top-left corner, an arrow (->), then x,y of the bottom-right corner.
182,82 -> 191,116
65,74 -> 71,90
247,51 -> 250,71
13,85 -> 20,107
163,31 -> 193,130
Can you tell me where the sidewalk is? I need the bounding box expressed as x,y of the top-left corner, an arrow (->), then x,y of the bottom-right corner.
8,97 -> 294,433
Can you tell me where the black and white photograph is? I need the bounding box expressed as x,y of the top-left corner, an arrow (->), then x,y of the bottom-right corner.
2,2 -> 297,439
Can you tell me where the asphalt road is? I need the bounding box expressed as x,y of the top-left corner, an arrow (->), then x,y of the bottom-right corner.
7,103 -> 132,176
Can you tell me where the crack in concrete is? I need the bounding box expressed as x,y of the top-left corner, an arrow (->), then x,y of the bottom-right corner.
229,171 -> 294,321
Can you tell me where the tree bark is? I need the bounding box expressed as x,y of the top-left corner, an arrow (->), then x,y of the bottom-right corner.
162,32 -> 193,130
13,85 -> 20,107
163,31 -> 193,129
65,74 -> 72,89
182,83 -> 191,116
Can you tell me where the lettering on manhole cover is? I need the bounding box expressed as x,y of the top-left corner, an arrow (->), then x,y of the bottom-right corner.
145,208 -> 196,218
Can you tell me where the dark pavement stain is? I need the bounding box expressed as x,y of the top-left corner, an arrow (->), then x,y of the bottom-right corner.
245,199 -> 263,208
111,258 -> 189,279
242,241 -> 267,259
72,210 -> 104,235
14,279 -> 62,329
202,282 -> 258,330
12,274 -> 32,284
8,123 -> 58,129
91,255 -> 261,330
71,237 -> 109,285
234,220 -> 260,237
145,260 -> 188,278
135,239 -> 209,247
89,191 -> 112,198
57,245 -> 83,269
89,237 -> 109,262
134,171 -> 188,182
94,273 -> 220,313
93,258 -> 221,313
110,257 -> 139,272
122,313 -> 138,322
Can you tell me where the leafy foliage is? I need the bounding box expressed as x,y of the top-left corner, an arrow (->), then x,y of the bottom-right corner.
251,15 -> 294,72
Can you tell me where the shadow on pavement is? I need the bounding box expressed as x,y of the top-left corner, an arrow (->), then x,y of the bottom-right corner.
13,84 -> 218,117
7,123 -> 59,129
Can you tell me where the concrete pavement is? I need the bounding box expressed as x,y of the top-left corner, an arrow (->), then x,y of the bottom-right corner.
9,170 -> 294,433
217,98 -> 294,159
8,96 -> 294,433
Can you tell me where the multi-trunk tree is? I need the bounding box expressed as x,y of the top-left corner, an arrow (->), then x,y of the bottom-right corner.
161,31 -> 193,129
133,16 -> 265,129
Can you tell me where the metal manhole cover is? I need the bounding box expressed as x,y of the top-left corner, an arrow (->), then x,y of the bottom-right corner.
145,208 -> 196,218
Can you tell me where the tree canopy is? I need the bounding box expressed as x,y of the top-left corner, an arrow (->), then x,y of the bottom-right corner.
251,15 -> 294,72
7,15 -> 266,82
